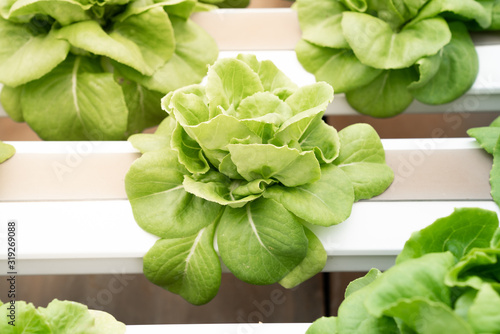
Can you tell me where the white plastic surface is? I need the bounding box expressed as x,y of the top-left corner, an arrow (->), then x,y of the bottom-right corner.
125,323 -> 311,334
1,199 -> 497,275
0,138 -> 497,274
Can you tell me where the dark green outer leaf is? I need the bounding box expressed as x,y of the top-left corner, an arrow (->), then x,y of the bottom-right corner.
120,79 -> 165,137
396,207 -> 499,264
410,22 -> 479,105
345,68 -> 418,117
407,53 -> 442,90
217,198 -> 308,285
410,0 -> 491,30
445,247 -> 500,290
295,39 -> 382,93
342,13 -> 451,70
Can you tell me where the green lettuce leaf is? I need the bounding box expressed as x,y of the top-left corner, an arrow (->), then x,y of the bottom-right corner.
143,221 -> 221,305
341,12 -> 451,70
467,283 -> 500,332
264,164 -> 355,226
306,316 -> 338,334
382,297 -> 474,333
7,0 -> 91,25
467,127 -> 500,155
0,141 -> 15,163
112,16 -> 218,94
0,85 -> 23,122
410,0 -> 491,29
0,302 -> 50,333
365,252 -> 456,317
334,123 -> 394,200
125,148 -> 223,238
228,143 -> 321,187
206,57 -> 263,116
279,226 -> 327,289
297,0 -> 349,49
89,309 -> 126,334
236,54 -> 298,100
182,170 -> 266,208
397,207 -> 499,264
128,116 -> 176,154
491,135 -> 500,208
345,268 -> 382,298
337,271 -> 399,334
171,122 -> 210,174
21,56 -> 129,140
217,198 -> 308,285
39,299 -> 95,333
345,68 -> 418,117
0,18 -> 69,87
55,7 -> 174,76
446,247 -> 500,290
295,39 -> 382,93
410,22 -> 479,105
120,79 -> 165,137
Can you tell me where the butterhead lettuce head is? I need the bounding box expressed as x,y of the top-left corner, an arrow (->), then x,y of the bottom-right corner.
0,0 -> 218,140
125,54 -> 394,305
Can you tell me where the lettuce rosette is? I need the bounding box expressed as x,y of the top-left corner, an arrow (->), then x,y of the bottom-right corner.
295,0 -> 499,117
125,54 -> 394,305
307,207 -> 500,333
0,299 -> 125,333
0,0 -> 218,140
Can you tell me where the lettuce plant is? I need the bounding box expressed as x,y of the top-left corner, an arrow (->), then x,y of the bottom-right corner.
0,0 -> 218,140
0,141 -> 15,163
468,116 -> 500,208
307,207 -> 500,333
125,54 -> 394,305
295,0 -> 498,117
0,299 -> 125,333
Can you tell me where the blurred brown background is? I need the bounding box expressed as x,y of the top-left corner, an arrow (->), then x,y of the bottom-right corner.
0,0 -> 499,326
